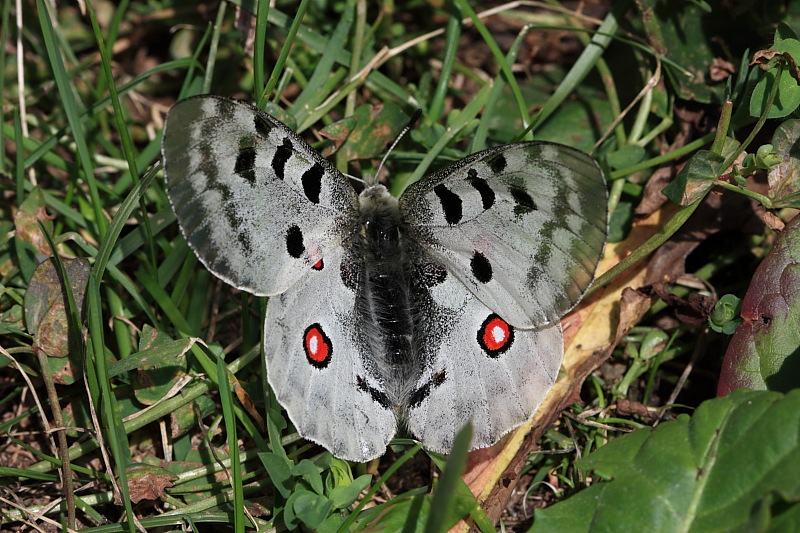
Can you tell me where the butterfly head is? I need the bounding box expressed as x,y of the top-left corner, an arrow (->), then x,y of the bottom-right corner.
358,183 -> 398,213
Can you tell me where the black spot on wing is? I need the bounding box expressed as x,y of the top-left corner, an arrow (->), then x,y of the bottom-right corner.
408,369 -> 447,409
467,169 -> 495,210
213,97 -> 237,120
434,184 -> 462,224
286,225 -> 304,258
487,153 -> 507,174
509,185 -> 537,216
357,376 -> 392,409
302,163 -> 324,204
234,144 -> 257,185
471,251 -> 492,283
254,113 -> 273,137
272,137 -> 293,180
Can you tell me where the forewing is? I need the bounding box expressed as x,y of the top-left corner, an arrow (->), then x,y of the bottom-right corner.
402,273 -> 563,453
264,246 -> 397,462
399,141 -> 607,326
162,95 -> 357,295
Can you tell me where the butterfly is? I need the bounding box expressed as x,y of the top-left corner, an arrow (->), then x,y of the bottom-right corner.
161,95 -> 607,462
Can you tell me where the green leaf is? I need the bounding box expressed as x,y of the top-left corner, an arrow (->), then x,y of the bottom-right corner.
370,489 -> 476,533
749,37 -> 800,119
661,150 -> 725,205
770,499 -> 800,531
332,103 -> 409,161
329,474 -> 372,509
639,0 -> 749,104
775,22 -> 799,43
13,187 -> 51,283
318,115 -> 358,157
607,200 -> 633,243
258,452 -> 294,499
131,325 -> 189,405
24,256 -> 91,359
106,335 -> 193,378
709,294 -> 743,335
294,458 -> 324,495
606,145 -> 646,170
425,423 -> 472,533
290,489 -> 333,530
533,389 -> 800,532
718,214 -> 800,395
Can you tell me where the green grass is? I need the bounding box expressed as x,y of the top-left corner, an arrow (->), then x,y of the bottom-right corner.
2,0 -> 799,531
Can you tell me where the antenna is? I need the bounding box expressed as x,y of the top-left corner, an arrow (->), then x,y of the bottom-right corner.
374,109 -> 422,182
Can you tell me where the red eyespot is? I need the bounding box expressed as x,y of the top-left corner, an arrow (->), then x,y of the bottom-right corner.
477,314 -> 514,358
304,324 -> 332,368
312,258 -> 324,270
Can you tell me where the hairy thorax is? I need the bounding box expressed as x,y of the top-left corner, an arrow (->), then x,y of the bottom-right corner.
356,184 -> 419,401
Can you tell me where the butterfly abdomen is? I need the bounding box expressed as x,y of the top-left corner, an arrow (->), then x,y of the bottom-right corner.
357,185 -> 421,401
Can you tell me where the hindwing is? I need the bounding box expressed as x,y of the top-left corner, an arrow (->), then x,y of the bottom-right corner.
401,268 -> 564,453
264,245 -> 397,462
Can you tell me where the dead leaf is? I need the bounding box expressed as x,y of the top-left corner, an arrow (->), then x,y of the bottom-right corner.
617,288 -> 654,340
751,49 -> 800,82
14,188 -> 55,258
24,257 -> 91,358
634,167 -> 675,217
649,282 -> 716,325
319,115 -> 358,156
644,188 -> 763,285
121,463 -> 177,504
709,57 -> 736,82
616,398 -> 651,417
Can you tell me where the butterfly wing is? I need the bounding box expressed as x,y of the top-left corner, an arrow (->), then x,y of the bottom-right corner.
164,96 -> 396,460
399,142 -> 606,452
401,269 -> 564,453
399,142 -> 607,327
162,95 -> 358,296
264,245 -> 397,462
